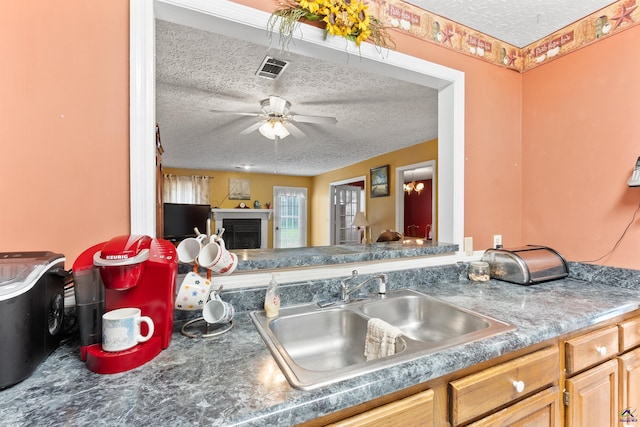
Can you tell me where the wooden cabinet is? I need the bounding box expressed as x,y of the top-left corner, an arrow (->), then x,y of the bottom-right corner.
565,325 -> 618,375
327,389 -> 434,427
450,347 -> 559,426
618,347 -> 640,419
564,358 -> 618,427
309,311 -> 640,427
467,386 -> 561,427
619,317 -> 640,352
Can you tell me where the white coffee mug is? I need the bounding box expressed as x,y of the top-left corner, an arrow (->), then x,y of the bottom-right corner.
102,308 -> 154,352
202,294 -> 234,324
174,272 -> 212,311
176,234 -> 208,264
197,238 -> 237,275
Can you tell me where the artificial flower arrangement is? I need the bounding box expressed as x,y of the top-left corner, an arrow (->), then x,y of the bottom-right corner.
269,0 -> 394,50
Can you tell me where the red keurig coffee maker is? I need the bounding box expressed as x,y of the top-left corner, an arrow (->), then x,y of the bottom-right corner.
72,235 -> 177,374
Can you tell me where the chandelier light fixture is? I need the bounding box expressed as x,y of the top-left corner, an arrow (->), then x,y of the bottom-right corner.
403,171 -> 425,195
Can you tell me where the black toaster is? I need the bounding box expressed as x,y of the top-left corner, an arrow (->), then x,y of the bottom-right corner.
0,252 -> 67,389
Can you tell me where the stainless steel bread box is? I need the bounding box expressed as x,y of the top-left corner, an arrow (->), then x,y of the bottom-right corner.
481,245 -> 569,285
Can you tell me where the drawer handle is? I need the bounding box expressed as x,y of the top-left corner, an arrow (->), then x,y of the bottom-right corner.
512,380 -> 525,393
595,346 -> 607,356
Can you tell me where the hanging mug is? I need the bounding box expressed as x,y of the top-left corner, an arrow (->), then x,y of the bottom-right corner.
202,293 -> 234,324
197,238 -> 237,275
176,234 -> 208,264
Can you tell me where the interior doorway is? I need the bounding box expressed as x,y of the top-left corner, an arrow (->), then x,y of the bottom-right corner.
330,177 -> 366,245
395,161 -> 436,240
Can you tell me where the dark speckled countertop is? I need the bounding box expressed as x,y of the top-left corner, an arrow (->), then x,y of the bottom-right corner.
2,262 -> 640,426
179,240 -> 458,274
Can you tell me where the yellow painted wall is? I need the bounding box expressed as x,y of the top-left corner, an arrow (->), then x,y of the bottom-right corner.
164,138 -> 436,247
311,139 -> 438,246
163,168 -> 312,248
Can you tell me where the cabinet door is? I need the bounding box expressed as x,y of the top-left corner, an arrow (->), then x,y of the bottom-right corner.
467,386 -> 561,427
565,359 -> 618,427
328,389 -> 434,427
618,347 -> 640,420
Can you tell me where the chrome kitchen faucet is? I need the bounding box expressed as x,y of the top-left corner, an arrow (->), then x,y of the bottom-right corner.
340,270 -> 387,302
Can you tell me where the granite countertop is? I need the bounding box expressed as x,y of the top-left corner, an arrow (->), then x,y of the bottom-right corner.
2,265 -> 640,426
179,241 -> 458,274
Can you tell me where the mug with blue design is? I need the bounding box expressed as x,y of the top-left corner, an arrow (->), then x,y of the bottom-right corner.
102,308 -> 154,352
174,272 -> 212,311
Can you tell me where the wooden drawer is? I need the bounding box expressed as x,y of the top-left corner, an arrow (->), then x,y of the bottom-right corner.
450,347 -> 559,426
565,326 -> 618,375
619,317 -> 640,352
328,389 -> 434,427
467,386 -> 561,427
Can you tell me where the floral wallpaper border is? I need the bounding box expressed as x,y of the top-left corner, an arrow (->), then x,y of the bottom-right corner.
366,0 -> 639,72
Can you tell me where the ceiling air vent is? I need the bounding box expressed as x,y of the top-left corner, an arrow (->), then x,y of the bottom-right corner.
255,56 -> 289,80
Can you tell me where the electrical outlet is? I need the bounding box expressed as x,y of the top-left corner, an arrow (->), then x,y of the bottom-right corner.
493,234 -> 503,249
464,237 -> 473,255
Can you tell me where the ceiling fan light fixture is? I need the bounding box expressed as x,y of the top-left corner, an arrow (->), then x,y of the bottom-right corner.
258,121 -> 276,139
261,97 -> 290,115
259,119 -> 290,140
273,120 -> 290,138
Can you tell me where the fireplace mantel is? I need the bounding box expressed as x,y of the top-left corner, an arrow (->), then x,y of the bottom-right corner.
211,209 -> 272,249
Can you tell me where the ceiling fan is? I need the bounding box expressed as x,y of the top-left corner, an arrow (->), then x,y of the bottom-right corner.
233,95 -> 337,140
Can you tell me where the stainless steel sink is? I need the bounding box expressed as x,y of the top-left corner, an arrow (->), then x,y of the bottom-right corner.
360,294 -> 495,342
268,309 -> 407,372
250,288 -> 514,390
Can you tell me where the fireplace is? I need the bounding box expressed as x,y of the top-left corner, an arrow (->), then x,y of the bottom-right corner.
211,209 -> 272,249
223,218 -> 261,249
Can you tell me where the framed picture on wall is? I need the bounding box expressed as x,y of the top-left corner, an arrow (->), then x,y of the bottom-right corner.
370,165 -> 390,198
229,178 -> 250,200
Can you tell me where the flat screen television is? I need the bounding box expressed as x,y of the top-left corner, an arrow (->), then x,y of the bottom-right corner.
163,203 -> 211,241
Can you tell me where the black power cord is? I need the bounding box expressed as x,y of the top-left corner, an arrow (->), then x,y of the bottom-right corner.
577,201 -> 640,263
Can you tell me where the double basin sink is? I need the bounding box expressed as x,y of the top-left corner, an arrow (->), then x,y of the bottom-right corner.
250,288 -> 515,390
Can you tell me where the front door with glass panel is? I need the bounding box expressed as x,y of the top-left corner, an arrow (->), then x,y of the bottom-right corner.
273,186 -> 308,248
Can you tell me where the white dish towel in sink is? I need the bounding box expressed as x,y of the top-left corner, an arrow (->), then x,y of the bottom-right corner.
364,318 -> 403,361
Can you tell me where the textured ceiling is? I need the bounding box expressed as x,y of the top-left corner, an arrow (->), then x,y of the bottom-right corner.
156,1 -> 618,177
156,20 -> 438,177
406,0 -> 617,47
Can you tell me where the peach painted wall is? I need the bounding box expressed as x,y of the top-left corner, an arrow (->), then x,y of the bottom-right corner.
522,25 -> 640,268
0,1 -> 130,266
8,1 -> 636,270
358,31 -> 525,251
1,1 -> 523,265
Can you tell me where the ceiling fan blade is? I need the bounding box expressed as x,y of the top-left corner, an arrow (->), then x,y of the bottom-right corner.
269,96 -> 289,115
299,96 -> 384,106
235,112 -> 263,117
239,120 -> 265,135
291,114 -> 337,124
286,122 -> 306,138
209,109 -> 262,117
